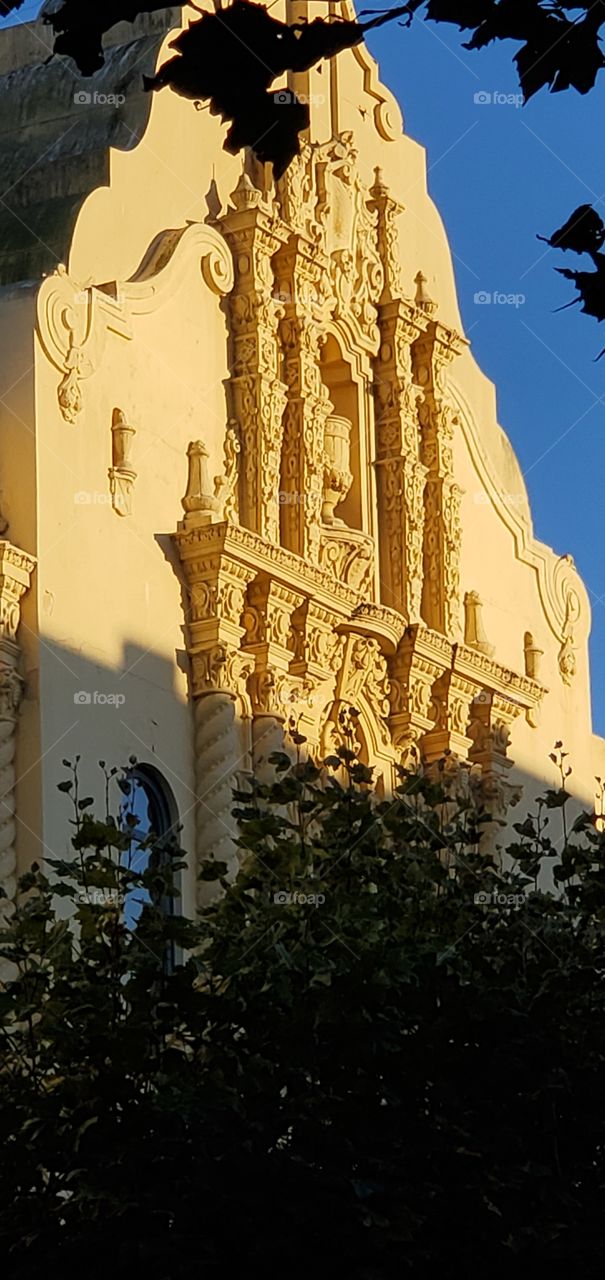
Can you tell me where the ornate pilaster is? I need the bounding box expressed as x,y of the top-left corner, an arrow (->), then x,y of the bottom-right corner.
467,689 -> 524,843
369,172 -> 430,621
242,574 -> 306,775
421,667 -> 479,763
388,625 -> 452,763
274,234 -> 333,563
219,174 -> 289,543
173,518 -> 256,891
0,542 -> 36,918
411,282 -> 466,637
289,599 -> 344,750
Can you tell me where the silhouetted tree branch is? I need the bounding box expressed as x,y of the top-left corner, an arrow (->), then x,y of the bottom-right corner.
3,0 -> 605,344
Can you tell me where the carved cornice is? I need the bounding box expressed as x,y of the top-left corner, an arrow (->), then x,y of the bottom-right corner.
174,520 -> 361,617
454,642 -> 546,725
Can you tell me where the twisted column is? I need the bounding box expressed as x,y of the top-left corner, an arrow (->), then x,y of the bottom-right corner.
194,692 -> 241,902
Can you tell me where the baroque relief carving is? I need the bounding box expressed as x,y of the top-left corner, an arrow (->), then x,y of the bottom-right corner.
412,288 -> 467,638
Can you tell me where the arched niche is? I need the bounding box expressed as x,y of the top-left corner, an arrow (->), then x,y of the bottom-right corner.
320,330 -> 366,533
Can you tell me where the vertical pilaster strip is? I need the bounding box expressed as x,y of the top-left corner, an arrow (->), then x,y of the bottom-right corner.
411,297 -> 466,638
0,542 -> 36,919
172,519 -> 256,898
274,235 -> 332,563
369,173 -> 430,621
220,175 -> 289,544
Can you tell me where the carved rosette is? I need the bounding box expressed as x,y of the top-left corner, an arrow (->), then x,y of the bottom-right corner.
0,542 -> 36,918
220,175 -> 290,544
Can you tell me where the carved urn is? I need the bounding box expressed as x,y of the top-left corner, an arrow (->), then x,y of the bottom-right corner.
322,414 -> 353,525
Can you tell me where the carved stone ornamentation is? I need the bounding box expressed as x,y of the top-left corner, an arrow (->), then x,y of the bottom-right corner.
181,440 -> 222,525
322,414 -> 353,524
318,526 -> 374,592
368,183 -> 432,620
463,591 -> 494,657
524,631 -> 544,681
219,175 -> 290,544
412,308 -> 466,637
108,408 -> 136,516
274,236 -> 333,563
0,542 -> 35,921
388,625 -> 451,762
558,587 -> 580,686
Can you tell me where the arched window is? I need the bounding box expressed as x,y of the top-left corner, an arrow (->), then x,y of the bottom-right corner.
118,764 -> 179,929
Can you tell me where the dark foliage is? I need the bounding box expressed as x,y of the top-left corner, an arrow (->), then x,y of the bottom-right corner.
2,742 -> 605,1276
540,205 -> 605,354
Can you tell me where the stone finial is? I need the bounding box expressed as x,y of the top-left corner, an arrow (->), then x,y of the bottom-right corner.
229,170 -> 262,212
182,441 -> 221,525
464,590 -> 495,657
109,408 -> 136,516
524,631 -> 544,681
414,270 -> 437,314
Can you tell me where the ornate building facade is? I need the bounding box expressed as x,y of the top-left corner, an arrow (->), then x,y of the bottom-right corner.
0,4 -> 603,913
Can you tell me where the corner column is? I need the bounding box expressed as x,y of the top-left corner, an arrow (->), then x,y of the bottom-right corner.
0,542 -> 36,919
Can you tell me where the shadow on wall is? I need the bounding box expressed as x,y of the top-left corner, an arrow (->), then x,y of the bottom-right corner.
10,632 -> 600,918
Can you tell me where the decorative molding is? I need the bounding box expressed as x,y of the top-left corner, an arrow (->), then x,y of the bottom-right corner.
37,222 -> 233,423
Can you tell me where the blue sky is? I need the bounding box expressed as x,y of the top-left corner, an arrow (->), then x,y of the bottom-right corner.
0,0 -> 41,24
4,3 -> 605,730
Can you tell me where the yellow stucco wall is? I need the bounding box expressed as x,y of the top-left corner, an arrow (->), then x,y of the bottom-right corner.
0,3 -> 601,899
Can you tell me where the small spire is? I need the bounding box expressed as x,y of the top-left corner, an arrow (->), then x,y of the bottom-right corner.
414,270 -> 437,313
